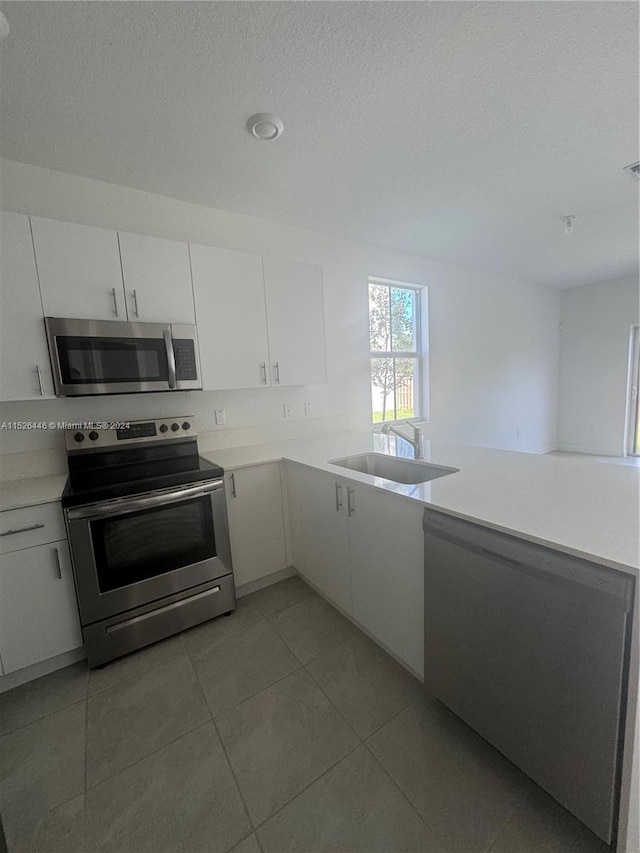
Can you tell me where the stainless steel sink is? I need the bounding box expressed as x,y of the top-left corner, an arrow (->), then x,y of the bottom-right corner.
329,453 -> 459,485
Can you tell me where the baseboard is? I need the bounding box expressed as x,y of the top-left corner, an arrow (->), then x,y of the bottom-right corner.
294,570 -> 424,682
0,646 -> 86,693
556,444 -> 621,457
235,565 -> 297,599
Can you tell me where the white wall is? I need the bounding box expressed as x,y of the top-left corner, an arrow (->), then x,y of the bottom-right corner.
556,275 -> 640,456
0,159 -> 560,467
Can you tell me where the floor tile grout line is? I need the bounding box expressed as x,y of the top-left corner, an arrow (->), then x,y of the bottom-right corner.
0,670 -> 89,739
85,715 -> 211,793
302,662 -> 364,745
183,616 -> 305,721
0,695 -> 87,741
251,738 -> 364,837
86,641 -> 187,699
363,695 -> 419,741
189,649 -> 257,839
209,661 -> 305,723
360,738 -> 447,849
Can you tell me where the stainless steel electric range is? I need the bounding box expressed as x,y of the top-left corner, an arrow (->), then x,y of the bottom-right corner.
62,416 -> 235,668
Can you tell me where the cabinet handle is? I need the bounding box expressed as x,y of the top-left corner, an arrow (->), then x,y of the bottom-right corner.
273,362 -> 280,384
335,482 -> 343,511
230,472 -> 237,498
111,287 -> 119,316
53,547 -> 62,579
347,487 -> 355,517
1,523 -> 46,537
36,365 -> 45,396
131,289 -> 140,318
260,363 -> 268,384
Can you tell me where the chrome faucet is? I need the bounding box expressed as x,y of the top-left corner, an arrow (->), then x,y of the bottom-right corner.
380,420 -> 424,459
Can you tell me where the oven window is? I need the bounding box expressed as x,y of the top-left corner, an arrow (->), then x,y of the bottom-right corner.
56,336 -> 169,384
91,497 -> 216,592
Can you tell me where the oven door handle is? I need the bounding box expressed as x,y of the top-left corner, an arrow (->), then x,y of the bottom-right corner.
164,329 -> 177,389
66,479 -> 224,521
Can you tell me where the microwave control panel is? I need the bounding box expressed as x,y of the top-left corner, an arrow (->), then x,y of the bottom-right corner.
173,339 -> 198,380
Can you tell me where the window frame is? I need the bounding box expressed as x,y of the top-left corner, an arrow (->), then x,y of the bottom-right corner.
368,276 -> 428,427
626,325 -> 640,457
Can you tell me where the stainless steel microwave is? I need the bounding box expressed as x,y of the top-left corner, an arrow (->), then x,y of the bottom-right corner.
44,317 -> 202,396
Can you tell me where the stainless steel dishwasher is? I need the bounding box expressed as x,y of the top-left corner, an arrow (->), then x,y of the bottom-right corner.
423,507 -> 635,847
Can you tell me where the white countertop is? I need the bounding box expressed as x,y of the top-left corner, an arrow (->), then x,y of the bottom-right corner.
1,432 -> 636,575
0,474 -> 68,511
202,430 -> 640,576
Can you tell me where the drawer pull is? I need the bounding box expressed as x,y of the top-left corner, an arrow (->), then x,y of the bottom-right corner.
1,523 -> 46,537
53,546 -> 62,579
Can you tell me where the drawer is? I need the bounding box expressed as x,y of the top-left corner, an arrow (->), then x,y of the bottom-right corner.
0,503 -> 66,554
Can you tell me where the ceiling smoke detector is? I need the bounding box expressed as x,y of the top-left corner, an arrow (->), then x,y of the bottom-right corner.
561,215 -> 576,235
623,161 -> 640,179
247,113 -> 284,141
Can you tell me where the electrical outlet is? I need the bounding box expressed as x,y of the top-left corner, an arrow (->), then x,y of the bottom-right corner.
215,409 -> 227,426
304,401 -> 313,416
283,403 -> 292,419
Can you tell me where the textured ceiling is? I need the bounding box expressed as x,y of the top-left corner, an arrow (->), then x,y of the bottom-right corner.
0,1 -> 638,287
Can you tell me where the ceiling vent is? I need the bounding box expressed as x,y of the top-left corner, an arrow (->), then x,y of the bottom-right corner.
623,161 -> 640,179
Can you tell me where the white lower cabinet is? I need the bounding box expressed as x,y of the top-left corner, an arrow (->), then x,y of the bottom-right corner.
225,464 -> 288,587
0,539 -> 83,674
348,487 -> 425,675
287,462 -> 424,675
295,465 -> 352,614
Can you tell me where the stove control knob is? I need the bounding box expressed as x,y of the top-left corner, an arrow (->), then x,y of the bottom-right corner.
88,431 -> 99,441
171,422 -> 180,432
182,422 -> 191,431
159,424 -> 169,433
73,432 -> 85,443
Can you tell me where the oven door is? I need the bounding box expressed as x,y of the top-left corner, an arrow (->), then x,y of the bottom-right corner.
45,317 -> 201,396
65,479 -> 232,625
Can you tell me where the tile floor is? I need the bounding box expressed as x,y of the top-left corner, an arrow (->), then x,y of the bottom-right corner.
0,575 -> 609,853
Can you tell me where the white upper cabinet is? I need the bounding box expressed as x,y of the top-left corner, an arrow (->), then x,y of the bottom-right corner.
31,216 -> 125,320
0,212 -> 55,400
190,244 -> 270,389
118,231 -> 195,324
263,256 -> 327,387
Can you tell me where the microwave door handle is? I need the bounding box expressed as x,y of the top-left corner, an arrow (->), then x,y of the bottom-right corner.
163,330 -> 177,389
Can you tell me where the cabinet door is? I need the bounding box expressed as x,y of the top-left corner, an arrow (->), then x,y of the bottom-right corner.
0,212 -> 55,400
283,462 -> 306,574
190,244 -> 270,390
348,486 -> 424,674
118,231 -> 195,324
263,256 -> 327,387
31,216 -> 125,320
225,464 -> 287,587
0,541 -> 83,674
296,466 -> 351,613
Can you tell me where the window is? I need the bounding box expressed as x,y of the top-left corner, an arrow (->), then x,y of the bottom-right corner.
627,326 -> 640,456
369,277 -> 426,424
